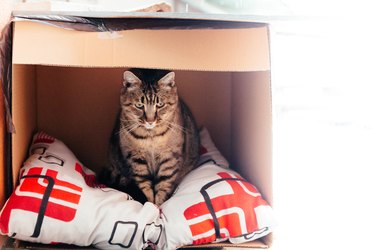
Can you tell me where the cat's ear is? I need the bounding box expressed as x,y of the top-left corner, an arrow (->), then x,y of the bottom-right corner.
158,72 -> 175,89
123,71 -> 141,91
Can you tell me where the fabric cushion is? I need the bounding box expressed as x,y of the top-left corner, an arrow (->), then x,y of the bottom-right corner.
0,131 -> 276,249
0,132 -> 163,249
160,164 -> 276,249
198,127 -> 229,168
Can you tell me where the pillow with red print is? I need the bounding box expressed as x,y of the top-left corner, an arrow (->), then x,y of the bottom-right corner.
0,132 -> 164,249
160,164 -> 276,249
0,130 -> 276,249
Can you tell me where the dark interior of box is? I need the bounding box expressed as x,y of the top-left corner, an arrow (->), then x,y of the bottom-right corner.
10,64 -> 272,247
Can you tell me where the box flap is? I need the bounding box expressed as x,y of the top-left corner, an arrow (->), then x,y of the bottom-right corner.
12,19 -> 270,71
12,11 -> 268,24
12,11 -> 268,32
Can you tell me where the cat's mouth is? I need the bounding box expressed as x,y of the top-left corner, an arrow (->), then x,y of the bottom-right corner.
144,121 -> 156,130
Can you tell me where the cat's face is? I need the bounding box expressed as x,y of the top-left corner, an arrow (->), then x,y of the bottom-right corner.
120,70 -> 178,130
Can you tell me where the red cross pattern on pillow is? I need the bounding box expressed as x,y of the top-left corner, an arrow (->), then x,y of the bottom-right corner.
183,172 -> 269,245
0,166 -> 82,238
32,131 -> 56,144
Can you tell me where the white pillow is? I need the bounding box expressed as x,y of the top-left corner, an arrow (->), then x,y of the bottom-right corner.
160,163 -> 276,249
198,127 -> 229,168
0,132 -> 164,249
1,131 -> 276,249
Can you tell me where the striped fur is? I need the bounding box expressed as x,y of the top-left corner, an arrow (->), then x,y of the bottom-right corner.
100,69 -> 200,205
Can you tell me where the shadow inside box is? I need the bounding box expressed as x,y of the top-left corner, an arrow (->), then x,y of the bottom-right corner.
1,238 -> 96,250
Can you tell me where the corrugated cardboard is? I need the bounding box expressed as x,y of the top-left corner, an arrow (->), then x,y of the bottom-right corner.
0,79 -> 5,207
12,21 -> 270,71
1,12 -> 272,249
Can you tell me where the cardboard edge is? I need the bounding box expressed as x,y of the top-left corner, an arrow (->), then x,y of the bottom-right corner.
11,11 -> 269,26
0,238 -> 270,250
179,239 -> 269,249
0,79 -> 5,207
5,239 -> 97,249
0,235 -> 7,248
261,234 -> 273,248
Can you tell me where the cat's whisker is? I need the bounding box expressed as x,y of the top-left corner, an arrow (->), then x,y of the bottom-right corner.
170,123 -> 187,133
120,117 -> 139,123
117,124 -> 133,135
167,125 -> 183,136
163,120 -> 188,134
104,69 -> 200,206
127,123 -> 140,133
118,122 -> 140,136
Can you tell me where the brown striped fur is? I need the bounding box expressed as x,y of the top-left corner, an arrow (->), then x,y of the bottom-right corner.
100,69 -> 200,205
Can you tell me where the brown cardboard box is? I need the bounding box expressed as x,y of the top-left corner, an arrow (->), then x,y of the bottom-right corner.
0,12 -> 272,249
0,79 -> 5,208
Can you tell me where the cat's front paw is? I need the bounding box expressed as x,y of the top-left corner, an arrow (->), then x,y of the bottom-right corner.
154,197 -> 164,206
155,191 -> 170,206
143,189 -> 155,204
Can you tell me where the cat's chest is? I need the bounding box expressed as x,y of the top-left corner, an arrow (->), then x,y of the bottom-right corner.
121,133 -> 180,172
122,131 -> 180,155
138,136 -> 171,151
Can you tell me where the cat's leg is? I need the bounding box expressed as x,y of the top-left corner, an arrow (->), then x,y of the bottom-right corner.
155,181 -> 176,206
130,158 -> 155,203
133,176 -> 154,203
154,157 -> 181,206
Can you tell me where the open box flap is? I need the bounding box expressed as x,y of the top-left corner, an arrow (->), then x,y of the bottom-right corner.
12,11 -> 267,31
12,21 -> 270,71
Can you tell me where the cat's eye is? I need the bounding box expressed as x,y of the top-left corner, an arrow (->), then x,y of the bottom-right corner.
135,103 -> 144,109
156,102 -> 165,108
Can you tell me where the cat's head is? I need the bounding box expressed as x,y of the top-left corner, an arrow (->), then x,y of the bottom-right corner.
120,69 -> 179,130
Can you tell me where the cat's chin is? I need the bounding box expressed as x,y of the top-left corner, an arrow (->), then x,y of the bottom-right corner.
144,122 -> 156,130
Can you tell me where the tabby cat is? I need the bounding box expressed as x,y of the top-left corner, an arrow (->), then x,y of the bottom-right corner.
100,69 -> 200,206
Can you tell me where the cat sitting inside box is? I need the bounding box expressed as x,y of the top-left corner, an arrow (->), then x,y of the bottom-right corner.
100,69 -> 200,206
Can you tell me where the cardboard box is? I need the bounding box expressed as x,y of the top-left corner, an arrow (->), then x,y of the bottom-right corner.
0,12 -> 272,249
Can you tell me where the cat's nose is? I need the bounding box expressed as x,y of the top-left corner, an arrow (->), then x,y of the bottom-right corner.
145,110 -> 156,123
146,116 -> 155,123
